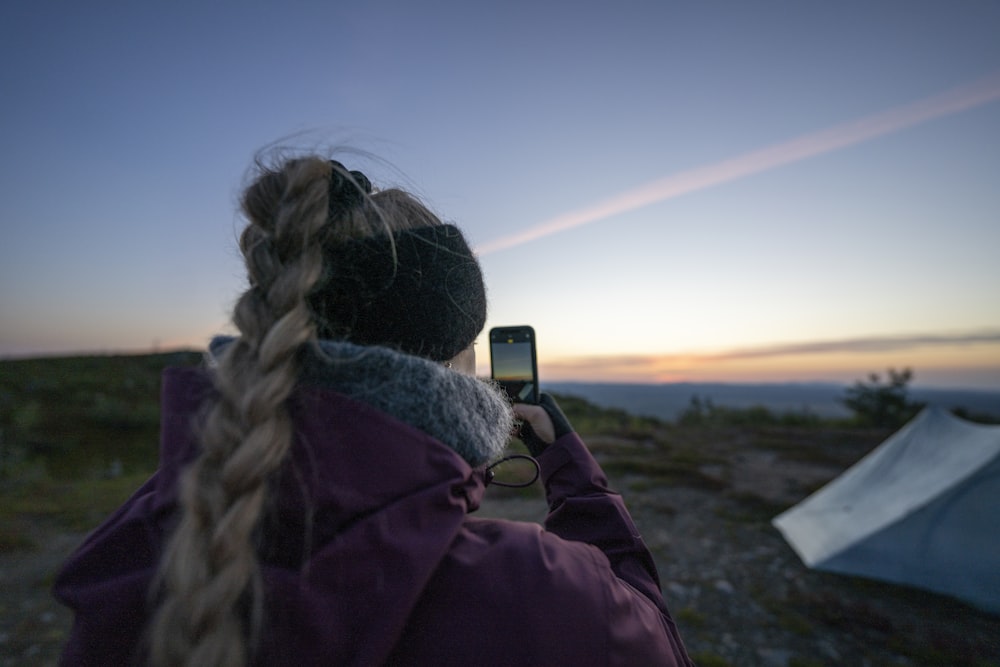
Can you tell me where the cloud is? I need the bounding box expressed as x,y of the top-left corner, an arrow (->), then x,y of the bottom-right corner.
706,331 -> 1000,361
543,330 -> 1000,372
476,71 -> 1000,256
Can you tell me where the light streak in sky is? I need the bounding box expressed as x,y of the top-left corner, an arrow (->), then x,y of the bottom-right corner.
476,72 -> 1000,256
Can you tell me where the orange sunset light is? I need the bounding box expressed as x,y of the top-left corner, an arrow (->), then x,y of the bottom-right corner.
537,336 -> 1000,387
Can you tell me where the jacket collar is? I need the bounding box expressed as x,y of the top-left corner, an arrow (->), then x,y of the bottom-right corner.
208,336 -> 514,467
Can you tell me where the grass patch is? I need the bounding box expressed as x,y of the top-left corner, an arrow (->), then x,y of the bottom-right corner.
716,491 -> 789,523
788,658 -> 824,667
0,470 -> 151,545
1,351 -> 201,481
781,577 -> 1000,667
676,606 -> 706,627
0,520 -> 37,551
551,393 -> 664,438
777,610 -> 814,636
601,457 -> 728,491
689,651 -> 731,667
751,426 -> 884,468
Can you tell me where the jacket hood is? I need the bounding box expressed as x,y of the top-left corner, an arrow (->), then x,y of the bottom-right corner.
58,341 -> 517,666
157,339 -> 517,562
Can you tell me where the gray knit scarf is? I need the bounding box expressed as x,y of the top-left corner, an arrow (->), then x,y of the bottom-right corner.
209,336 -> 514,467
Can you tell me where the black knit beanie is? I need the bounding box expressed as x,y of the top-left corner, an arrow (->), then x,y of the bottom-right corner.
310,224 -> 487,362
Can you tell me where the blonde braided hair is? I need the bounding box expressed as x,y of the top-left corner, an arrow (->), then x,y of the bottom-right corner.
148,156 -> 422,666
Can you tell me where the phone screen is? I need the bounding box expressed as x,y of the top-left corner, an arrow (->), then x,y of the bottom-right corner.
489,326 -> 538,404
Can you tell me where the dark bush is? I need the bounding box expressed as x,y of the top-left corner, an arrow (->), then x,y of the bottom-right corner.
842,368 -> 923,429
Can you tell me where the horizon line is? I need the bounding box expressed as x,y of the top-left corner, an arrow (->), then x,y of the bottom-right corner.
541,378 -> 1000,392
5,327 -> 999,361
3,349 -> 996,392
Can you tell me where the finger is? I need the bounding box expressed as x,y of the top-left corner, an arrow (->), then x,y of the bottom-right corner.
512,403 -> 546,422
513,403 -> 555,444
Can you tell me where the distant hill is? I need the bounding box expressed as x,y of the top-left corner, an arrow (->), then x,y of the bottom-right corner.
545,381 -> 1000,421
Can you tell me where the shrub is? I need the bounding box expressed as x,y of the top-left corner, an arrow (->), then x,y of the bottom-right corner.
841,368 -> 923,429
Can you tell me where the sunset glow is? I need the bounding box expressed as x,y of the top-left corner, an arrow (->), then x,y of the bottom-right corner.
2,3 -> 998,390
535,335 -> 1000,388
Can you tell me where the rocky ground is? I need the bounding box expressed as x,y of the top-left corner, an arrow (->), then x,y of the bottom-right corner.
3,423 -> 999,666
479,425 -> 1000,666
0,520 -> 81,666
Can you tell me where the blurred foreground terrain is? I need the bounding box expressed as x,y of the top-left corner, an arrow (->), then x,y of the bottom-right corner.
2,353 -> 998,666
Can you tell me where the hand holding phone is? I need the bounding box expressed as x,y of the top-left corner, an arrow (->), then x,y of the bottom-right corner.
489,326 -> 539,404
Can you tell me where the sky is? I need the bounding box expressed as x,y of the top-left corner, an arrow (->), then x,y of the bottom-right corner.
1,1 -> 999,389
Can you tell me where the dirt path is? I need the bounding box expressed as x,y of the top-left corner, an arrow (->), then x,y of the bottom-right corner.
1,522 -> 82,666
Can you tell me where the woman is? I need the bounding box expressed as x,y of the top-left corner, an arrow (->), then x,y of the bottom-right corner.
54,156 -> 692,666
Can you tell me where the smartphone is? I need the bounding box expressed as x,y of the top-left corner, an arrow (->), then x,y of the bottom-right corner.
489,325 -> 539,404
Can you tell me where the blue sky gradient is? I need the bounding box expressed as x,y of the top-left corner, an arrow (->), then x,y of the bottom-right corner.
2,1 -> 998,388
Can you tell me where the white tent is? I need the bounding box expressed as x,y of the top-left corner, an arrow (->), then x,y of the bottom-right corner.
772,406 -> 1000,614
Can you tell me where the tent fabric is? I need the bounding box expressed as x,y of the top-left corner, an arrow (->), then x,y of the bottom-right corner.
772,406 -> 1000,614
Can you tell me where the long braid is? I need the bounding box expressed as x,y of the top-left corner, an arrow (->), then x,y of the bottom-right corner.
149,157 -> 336,666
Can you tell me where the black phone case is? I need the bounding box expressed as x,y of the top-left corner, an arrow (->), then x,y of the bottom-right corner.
489,326 -> 539,404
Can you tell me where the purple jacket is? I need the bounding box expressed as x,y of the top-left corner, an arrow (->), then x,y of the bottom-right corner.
55,354 -> 691,666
